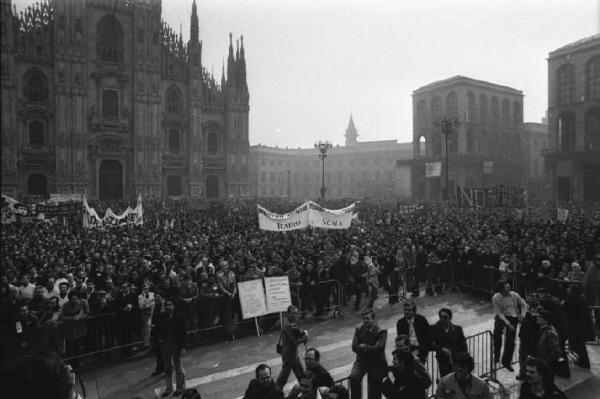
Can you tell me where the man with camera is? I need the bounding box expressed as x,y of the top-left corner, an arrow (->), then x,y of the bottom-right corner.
276,305 -> 308,389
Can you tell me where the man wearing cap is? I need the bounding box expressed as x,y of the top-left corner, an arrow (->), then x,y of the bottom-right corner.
349,308 -> 387,399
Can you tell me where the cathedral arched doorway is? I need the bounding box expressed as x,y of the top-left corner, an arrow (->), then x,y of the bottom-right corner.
206,175 -> 219,199
99,160 -> 123,199
27,174 -> 47,197
167,175 -> 182,196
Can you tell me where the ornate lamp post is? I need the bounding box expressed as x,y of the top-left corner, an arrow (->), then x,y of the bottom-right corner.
314,140 -> 332,200
437,117 -> 459,201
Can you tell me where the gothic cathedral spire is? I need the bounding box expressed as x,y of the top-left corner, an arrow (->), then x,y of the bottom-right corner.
190,0 -> 199,44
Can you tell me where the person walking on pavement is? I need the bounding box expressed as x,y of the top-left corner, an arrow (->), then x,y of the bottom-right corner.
396,300 -> 431,364
492,281 -> 527,372
156,298 -> 186,397
276,305 -> 308,389
430,308 -> 468,377
349,308 -> 388,399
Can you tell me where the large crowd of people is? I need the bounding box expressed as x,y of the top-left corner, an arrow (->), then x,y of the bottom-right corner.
1,197 -> 599,398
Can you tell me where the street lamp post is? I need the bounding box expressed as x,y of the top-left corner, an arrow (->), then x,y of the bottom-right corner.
314,140 -> 332,200
438,117 -> 458,202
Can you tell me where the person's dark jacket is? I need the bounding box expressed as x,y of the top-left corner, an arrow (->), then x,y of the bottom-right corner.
518,382 -> 567,399
310,364 -> 334,388
519,312 -> 540,356
243,378 -> 284,399
396,314 -> 431,361
430,322 -> 468,360
539,295 -> 568,344
352,323 -> 387,363
154,311 -> 186,349
382,363 -> 431,399
280,323 -> 307,363
562,293 -> 595,342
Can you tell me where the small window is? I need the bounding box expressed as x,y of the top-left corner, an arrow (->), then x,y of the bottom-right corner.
169,129 -> 180,153
138,30 -> 144,44
166,86 -> 183,113
23,68 -> 49,102
207,131 -> 218,154
75,19 -> 82,33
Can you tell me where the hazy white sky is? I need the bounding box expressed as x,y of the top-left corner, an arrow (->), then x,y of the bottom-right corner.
15,0 -> 600,147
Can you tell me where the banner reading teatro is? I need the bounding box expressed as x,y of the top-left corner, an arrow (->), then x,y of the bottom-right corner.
257,201 -> 356,232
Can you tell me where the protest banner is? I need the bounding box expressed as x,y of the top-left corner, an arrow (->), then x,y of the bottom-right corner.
257,201 -> 356,231
83,194 -> 143,228
1,194 -> 29,215
257,202 -> 310,231
237,279 -> 268,320
264,276 -> 292,314
36,203 -> 79,217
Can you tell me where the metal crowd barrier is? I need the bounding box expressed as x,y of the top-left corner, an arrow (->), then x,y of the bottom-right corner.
332,330 -> 495,399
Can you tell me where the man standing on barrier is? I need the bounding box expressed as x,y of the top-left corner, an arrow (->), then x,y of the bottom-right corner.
349,308 -> 387,399
396,300 -> 431,364
492,280 -> 527,372
276,305 -> 308,390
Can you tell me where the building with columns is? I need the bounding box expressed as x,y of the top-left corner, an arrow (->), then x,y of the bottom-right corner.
405,76 -> 528,201
544,34 -> 600,202
0,0 -> 250,200
249,116 -> 413,200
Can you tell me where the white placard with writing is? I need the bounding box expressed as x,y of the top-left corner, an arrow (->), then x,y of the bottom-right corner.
237,279 -> 267,319
264,276 -> 292,314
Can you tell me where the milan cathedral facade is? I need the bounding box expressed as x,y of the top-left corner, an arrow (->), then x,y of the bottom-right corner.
1,0 -> 250,200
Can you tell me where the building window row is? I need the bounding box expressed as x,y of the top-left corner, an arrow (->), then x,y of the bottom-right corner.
557,56 -> 600,104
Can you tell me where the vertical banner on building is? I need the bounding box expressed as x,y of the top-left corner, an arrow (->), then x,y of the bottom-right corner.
237,279 -> 268,320
264,276 -> 292,314
425,162 -> 441,178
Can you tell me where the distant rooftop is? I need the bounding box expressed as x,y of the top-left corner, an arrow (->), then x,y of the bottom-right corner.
549,34 -> 600,58
413,75 -> 523,96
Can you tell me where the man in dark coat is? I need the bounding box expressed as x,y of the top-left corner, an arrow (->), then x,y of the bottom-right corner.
155,298 -> 186,397
304,348 -> 334,389
396,301 -> 431,363
244,364 -> 284,399
276,305 -> 307,389
350,308 -> 388,399
430,308 -> 468,377
517,294 -> 541,380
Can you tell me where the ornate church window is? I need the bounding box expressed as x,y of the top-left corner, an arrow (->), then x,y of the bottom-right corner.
96,15 -> 123,63
166,85 -> 183,113
102,90 -> 119,120
169,129 -> 180,153
23,68 -> 49,102
29,121 -> 44,147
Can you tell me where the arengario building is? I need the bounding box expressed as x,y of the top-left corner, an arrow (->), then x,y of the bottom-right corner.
1,0 -> 250,200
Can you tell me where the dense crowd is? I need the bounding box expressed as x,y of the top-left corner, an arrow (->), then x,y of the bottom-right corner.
1,198 -> 600,396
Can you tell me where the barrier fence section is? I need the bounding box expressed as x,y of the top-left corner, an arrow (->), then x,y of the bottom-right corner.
334,330 -> 495,399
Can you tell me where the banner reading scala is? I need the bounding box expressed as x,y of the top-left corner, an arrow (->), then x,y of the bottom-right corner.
83,194 -> 144,228
257,201 -> 356,231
